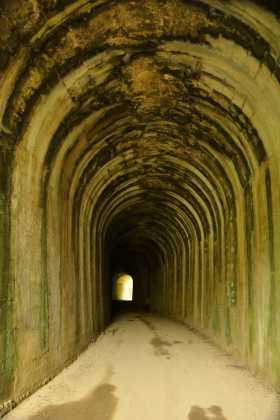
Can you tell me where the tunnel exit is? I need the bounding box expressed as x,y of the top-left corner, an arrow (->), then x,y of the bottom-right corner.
113,273 -> 134,301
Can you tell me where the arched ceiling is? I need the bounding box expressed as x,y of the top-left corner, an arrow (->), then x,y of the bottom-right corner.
1,0 -> 280,314
2,0 -> 280,248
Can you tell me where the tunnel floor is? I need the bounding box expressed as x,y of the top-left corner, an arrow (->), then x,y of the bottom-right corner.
4,313 -> 279,420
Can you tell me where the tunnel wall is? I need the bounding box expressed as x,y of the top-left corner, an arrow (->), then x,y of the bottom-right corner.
1,0 -> 280,413
0,146 -> 13,405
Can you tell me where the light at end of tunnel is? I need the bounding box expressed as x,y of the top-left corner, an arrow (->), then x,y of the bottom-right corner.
113,273 -> 133,301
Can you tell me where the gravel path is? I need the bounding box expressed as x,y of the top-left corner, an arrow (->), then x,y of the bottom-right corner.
4,313 -> 280,420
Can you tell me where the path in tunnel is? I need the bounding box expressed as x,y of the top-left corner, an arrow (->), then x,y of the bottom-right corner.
4,313 -> 279,420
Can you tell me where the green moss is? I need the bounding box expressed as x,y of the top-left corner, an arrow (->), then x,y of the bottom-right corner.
0,148 -> 15,403
248,307 -> 255,356
249,323 -> 254,355
225,307 -> 232,345
40,191 -> 49,351
212,305 -> 220,335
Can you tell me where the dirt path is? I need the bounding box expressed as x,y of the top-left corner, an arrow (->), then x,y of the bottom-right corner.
4,313 -> 280,420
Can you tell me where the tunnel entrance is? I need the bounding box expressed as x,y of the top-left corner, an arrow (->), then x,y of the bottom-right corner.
112,272 -> 135,315
111,272 -> 134,315
113,273 -> 134,301
108,235 -> 157,318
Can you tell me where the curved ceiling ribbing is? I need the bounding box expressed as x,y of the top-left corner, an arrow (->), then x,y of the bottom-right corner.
1,0 -> 280,406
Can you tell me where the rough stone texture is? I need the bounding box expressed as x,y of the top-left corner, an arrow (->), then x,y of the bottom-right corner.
1,0 -> 280,414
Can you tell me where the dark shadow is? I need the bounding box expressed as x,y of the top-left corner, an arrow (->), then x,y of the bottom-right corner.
188,405 -> 228,420
208,405 -> 228,419
188,406 -> 208,420
28,382 -> 118,420
112,300 -> 137,316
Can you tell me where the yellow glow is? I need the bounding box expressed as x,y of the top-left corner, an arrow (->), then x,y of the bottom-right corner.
113,274 -> 133,301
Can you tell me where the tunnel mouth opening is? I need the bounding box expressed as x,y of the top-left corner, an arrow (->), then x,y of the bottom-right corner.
112,272 -> 134,302
111,272 -> 135,316
108,232 -> 159,319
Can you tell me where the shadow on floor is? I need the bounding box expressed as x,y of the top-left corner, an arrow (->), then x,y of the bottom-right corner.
27,382 -> 118,420
111,301 -> 141,317
188,405 -> 227,420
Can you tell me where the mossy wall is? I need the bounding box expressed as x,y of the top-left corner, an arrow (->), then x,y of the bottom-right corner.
0,146 -> 13,406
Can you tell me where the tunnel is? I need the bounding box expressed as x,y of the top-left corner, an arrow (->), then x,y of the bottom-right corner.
1,0 -> 280,416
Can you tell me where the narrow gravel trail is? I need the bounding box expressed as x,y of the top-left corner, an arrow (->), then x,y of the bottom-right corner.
4,313 -> 280,420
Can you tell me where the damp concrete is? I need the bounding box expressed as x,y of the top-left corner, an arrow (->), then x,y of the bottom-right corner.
4,313 -> 279,420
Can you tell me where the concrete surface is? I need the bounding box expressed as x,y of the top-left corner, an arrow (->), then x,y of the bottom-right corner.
4,313 -> 279,420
